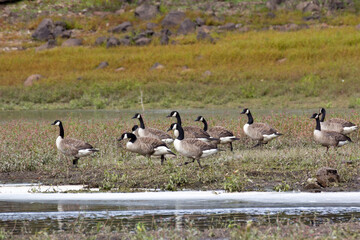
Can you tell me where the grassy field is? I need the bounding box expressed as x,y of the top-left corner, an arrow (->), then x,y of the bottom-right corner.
1,109 -> 359,191
1,26 -> 360,110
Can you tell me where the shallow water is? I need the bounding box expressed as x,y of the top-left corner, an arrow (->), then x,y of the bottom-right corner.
1,189 -> 360,233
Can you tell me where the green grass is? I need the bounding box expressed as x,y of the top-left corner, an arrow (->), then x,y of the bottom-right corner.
1,27 -> 360,110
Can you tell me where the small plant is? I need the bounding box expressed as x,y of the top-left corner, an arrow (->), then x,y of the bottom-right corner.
164,172 -> 188,191
273,181 -> 291,192
224,173 -> 250,192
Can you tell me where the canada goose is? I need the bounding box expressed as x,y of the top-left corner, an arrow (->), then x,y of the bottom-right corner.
240,108 -> 282,147
166,111 -> 218,143
132,113 -> 173,144
167,123 -> 219,168
118,132 -> 175,165
51,120 -> 99,166
319,108 -> 358,134
310,113 -> 351,152
195,116 -> 239,151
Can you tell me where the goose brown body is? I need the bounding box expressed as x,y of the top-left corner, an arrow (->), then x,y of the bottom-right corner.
320,108 -> 358,134
118,133 -> 175,165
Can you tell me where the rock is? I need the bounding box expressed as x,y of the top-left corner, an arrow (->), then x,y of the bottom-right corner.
135,37 -> 151,46
53,25 -> 65,38
316,167 -> 340,188
296,1 -> 320,12
61,30 -> 72,39
238,26 -> 250,33
325,0 -> 347,11
177,18 -> 196,35
304,182 -> 322,190
120,38 -> 131,46
95,36 -> 107,45
203,70 -> 212,77
218,23 -> 236,31
277,58 -> 287,63
150,62 -> 164,70
35,39 -> 56,51
195,17 -> 205,26
115,67 -> 125,72
161,11 -> 186,28
24,74 -> 43,87
197,28 -> 213,42
62,38 -> 83,47
160,29 -> 170,45
54,21 -> 67,28
135,3 -> 159,20
110,21 -> 132,33
115,9 -> 125,15
146,22 -> 157,30
106,37 -> 120,48
31,18 -> 54,41
96,62 -> 108,69
266,0 -> 286,10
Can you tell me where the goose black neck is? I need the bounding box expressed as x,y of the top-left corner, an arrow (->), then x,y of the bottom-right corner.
247,112 -> 254,124
320,110 -> 326,122
202,119 -> 208,131
177,124 -> 185,140
175,114 -> 182,125
138,116 -> 145,129
59,123 -> 64,138
315,117 -> 321,131
128,133 -> 137,143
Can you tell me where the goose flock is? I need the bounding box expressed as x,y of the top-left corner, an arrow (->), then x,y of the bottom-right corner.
51,108 -> 358,168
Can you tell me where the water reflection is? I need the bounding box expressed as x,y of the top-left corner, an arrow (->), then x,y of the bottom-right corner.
1,199 -> 360,233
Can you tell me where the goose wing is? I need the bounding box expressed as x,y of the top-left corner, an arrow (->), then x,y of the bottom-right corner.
183,126 -> 210,138
62,138 -> 94,155
324,131 -> 351,142
208,126 -> 234,138
328,118 -> 356,127
252,123 -> 279,135
147,127 -> 173,140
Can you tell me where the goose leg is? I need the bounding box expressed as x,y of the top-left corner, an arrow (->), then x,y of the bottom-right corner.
252,141 -> 262,148
72,158 -> 79,167
196,159 -> 204,169
229,142 -> 233,151
161,155 -> 166,165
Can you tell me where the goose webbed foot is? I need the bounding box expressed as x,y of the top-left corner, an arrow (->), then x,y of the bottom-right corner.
229,142 -> 233,151
252,142 -> 263,148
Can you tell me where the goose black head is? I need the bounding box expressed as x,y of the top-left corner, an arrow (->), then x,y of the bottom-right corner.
132,113 -> 141,119
167,123 -> 177,132
195,116 -> 204,122
167,111 -> 178,118
240,108 -> 250,115
319,108 -> 326,114
51,120 -> 62,126
310,113 -> 319,119
132,125 -> 139,132
118,133 -> 136,141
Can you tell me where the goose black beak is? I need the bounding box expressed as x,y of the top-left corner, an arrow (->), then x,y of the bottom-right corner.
131,115 -> 137,119
117,138 -> 123,141
51,123 -> 55,125
166,127 -> 172,132
166,114 -> 172,118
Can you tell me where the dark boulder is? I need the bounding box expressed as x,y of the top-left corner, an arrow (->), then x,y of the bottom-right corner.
110,21 -> 132,33
32,18 -> 54,41
195,17 -> 205,26
95,36 -> 107,45
135,37 -> 151,46
106,37 -> 120,48
62,38 -> 83,47
316,167 -> 340,188
120,38 -> 131,46
177,18 -> 196,35
35,39 -> 56,52
218,23 -> 236,31
135,3 -> 159,20
96,62 -> 109,69
161,11 -> 186,28
146,22 -> 158,30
